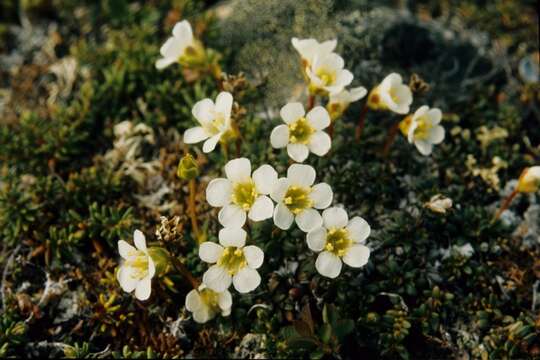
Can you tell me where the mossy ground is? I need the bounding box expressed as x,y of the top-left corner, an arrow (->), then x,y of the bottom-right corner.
0,0 -> 539,358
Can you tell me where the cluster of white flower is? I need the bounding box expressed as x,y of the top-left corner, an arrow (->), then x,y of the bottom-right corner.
115,20 -> 453,325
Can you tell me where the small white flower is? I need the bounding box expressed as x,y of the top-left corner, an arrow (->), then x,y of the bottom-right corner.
270,103 -> 331,163
184,91 -> 234,153
271,164 -> 333,232
517,166 -> 540,193
306,52 -> 354,95
400,105 -> 445,156
368,73 -> 412,114
327,86 -> 367,120
117,230 -> 155,301
200,227 -> 264,293
307,207 -> 371,279
291,37 -> 337,72
206,158 -> 278,227
424,194 -> 453,214
156,20 -> 200,70
185,284 -> 232,323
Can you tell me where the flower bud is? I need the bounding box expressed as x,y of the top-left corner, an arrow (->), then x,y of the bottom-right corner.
177,154 -> 199,180
516,166 -> 540,193
147,247 -> 172,277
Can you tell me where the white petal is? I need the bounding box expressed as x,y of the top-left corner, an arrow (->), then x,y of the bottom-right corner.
347,216 -> 371,243
184,126 -> 209,144
172,20 -> 193,43
280,102 -> 305,124
135,276 -> 152,301
343,244 -> 370,268
155,57 -> 177,70
273,202 -> 294,230
243,245 -> 264,269
306,106 -> 330,130
159,37 -> 184,59
322,207 -> 348,228
315,251 -> 342,278
202,134 -> 221,153
133,230 -> 146,251
199,242 -> 224,263
206,178 -> 233,207
215,92 -> 233,120
308,131 -> 331,156
430,125 -> 445,144
117,266 -> 138,292
270,125 -> 290,149
270,178 -> 290,202
248,195 -> 274,221
287,144 -> 309,163
287,164 -> 316,187
225,158 -> 251,183
193,308 -> 212,323
218,290 -> 233,311
307,227 -> 326,252
203,265 -> 232,292
218,204 -> 247,228
233,268 -> 261,293
147,256 -> 156,279
118,240 -> 136,259
185,289 -> 202,312
415,140 -> 433,156
218,227 -> 247,248
333,69 -> 354,88
296,208 -> 323,232
192,98 -> 215,124
349,87 -> 368,102
310,183 -> 333,209
252,165 -> 278,194
428,108 -> 443,124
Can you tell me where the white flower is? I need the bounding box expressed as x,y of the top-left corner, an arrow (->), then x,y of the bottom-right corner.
271,164 -> 333,232
306,52 -> 354,95
117,230 -> 155,301
206,158 -> 278,227
400,105 -> 445,156
155,20 -> 203,70
306,207 -> 371,279
291,37 -> 337,72
184,92 -> 234,153
185,284 -> 232,323
517,166 -> 540,193
200,227 -> 264,293
270,103 -> 331,163
368,73 -> 412,114
327,86 -> 367,120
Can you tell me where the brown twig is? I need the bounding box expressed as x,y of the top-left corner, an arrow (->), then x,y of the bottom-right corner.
170,256 -> 200,289
492,189 -> 518,223
354,104 -> 369,142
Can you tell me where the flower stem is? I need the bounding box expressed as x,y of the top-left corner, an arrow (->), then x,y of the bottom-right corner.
170,256 -> 200,289
492,189 -> 518,223
382,121 -> 400,157
188,179 -> 201,243
328,121 -> 334,140
355,104 -> 369,142
221,141 -> 229,161
307,94 -> 315,111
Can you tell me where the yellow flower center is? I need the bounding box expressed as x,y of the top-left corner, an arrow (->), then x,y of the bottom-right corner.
217,247 -> 247,275
316,68 -> 336,86
413,116 -> 433,140
125,252 -> 149,280
324,228 -> 352,257
199,288 -> 220,309
231,180 -> 258,211
283,186 -> 313,214
203,113 -> 226,136
389,87 -> 401,104
289,117 -> 315,144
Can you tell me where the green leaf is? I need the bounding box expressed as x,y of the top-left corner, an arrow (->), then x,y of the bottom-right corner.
334,319 -> 355,340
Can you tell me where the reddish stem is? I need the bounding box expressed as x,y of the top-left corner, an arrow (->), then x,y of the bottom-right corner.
307,95 -> 315,110
355,104 -> 369,142
492,189 -> 518,223
382,121 -> 400,157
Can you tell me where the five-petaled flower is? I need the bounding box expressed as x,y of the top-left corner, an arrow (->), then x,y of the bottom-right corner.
117,230 -> 155,301
399,105 -> 445,156
367,73 -> 413,114
184,91 -> 235,153
206,158 -> 278,227
155,20 -> 206,70
307,207 -> 371,278
326,86 -> 367,120
270,103 -> 332,163
517,166 -> 540,193
185,284 -> 232,323
291,37 -> 337,76
306,52 -> 354,95
200,227 -> 264,293
271,164 -> 333,232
